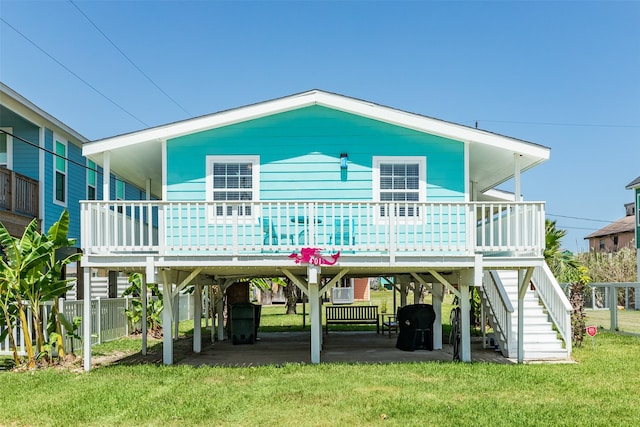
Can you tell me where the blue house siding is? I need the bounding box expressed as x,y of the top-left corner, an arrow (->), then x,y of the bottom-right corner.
2,111 -> 40,181
166,105 -> 465,202
65,139 -> 85,242
43,128 -> 55,229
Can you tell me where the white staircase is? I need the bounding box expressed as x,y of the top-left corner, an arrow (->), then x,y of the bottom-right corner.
482,269 -> 570,361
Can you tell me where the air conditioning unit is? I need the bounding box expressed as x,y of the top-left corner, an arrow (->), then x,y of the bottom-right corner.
331,286 -> 354,304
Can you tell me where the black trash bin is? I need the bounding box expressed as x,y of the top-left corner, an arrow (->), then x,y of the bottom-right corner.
231,303 -> 256,344
395,304 -> 436,351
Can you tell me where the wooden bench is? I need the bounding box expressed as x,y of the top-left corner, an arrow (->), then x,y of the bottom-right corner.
325,305 -> 379,334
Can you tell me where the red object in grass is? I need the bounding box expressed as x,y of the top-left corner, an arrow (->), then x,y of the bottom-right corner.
586,326 -> 597,337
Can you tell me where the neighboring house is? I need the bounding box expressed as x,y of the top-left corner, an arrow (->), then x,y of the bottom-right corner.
79,90 -> 572,370
626,175 -> 640,282
585,203 -> 636,252
0,82 -> 143,299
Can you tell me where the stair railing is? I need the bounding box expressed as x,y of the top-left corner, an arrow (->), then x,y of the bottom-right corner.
531,263 -> 572,355
482,271 -> 514,350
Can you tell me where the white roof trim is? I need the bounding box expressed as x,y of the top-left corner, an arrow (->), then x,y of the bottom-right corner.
84,90 -> 550,160
0,82 -> 88,143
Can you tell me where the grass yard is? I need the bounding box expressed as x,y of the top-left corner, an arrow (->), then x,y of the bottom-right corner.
0,292 -> 640,427
0,332 -> 639,426
2,290 -> 640,426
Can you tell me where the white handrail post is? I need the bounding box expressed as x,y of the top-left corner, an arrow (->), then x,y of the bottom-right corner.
193,285 -> 202,353
82,268 -> 92,372
610,285 -> 618,331
96,298 -> 102,344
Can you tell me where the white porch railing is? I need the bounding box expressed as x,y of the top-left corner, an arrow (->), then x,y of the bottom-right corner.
81,201 -> 545,257
531,263 -> 572,353
482,271 -> 514,353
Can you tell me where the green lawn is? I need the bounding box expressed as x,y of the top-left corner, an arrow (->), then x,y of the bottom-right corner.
2,291 -> 640,426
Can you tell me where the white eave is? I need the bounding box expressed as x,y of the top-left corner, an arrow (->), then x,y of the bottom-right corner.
0,82 -> 88,145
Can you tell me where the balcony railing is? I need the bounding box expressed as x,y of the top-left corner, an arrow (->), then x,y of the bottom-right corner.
80,201 -> 545,258
0,167 -> 39,218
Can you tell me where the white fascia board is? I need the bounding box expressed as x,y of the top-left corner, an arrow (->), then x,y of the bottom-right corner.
0,84 -> 88,145
314,91 -> 550,160
83,92 -> 319,156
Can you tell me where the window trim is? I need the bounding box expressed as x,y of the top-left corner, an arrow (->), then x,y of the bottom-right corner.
205,155 -> 260,223
0,127 -> 13,169
372,156 -> 426,221
87,159 -> 97,200
53,136 -> 67,207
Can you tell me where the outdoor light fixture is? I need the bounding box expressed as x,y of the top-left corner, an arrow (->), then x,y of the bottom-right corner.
340,153 -> 348,169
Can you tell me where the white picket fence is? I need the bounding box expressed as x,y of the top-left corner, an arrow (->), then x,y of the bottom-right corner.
0,295 -> 195,357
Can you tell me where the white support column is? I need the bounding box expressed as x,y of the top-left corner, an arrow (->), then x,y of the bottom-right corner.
514,153 -> 522,202
141,280 -> 148,355
459,283 -> 471,362
217,286 -> 225,341
517,267 -> 534,363
609,285 -> 618,332
308,264 -> 321,364
413,284 -> 422,304
162,278 -> 174,365
193,284 -> 202,353
400,281 -> 407,307
102,151 -> 111,201
432,283 -> 443,350
517,269 -> 525,363
82,267 -> 92,372
174,292 -> 180,340
143,258 -> 154,356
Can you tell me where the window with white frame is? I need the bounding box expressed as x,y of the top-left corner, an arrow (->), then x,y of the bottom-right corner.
206,155 -> 259,218
373,156 -> 426,217
0,128 -> 12,169
54,138 -> 67,205
87,159 -> 96,200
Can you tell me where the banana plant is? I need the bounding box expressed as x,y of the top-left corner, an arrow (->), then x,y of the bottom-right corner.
0,218 -> 53,368
123,273 -> 164,335
0,211 -> 79,367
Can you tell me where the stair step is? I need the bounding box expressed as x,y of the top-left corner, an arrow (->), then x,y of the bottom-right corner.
485,269 -> 570,361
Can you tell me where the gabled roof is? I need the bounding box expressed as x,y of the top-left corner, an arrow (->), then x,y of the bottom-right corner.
83,89 -> 551,199
626,175 -> 640,189
0,82 -> 88,145
584,215 -> 636,239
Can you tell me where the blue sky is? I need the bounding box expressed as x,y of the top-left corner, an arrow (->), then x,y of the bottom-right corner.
1,0 -> 639,252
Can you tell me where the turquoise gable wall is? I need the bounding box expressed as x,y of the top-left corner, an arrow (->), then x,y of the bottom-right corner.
166,105 -> 465,202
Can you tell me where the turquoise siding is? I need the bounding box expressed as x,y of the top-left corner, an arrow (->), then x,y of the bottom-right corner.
166,105 -> 465,202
